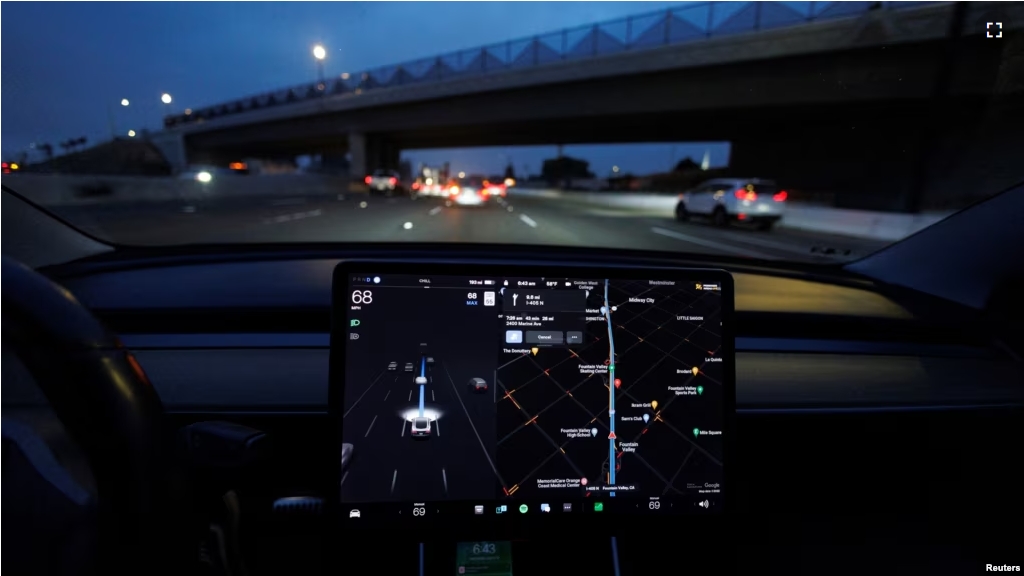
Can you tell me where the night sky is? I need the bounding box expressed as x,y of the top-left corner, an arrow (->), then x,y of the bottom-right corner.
1,2 -> 730,175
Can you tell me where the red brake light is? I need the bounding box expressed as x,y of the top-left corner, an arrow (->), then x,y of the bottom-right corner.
364,176 -> 372,185
735,190 -> 745,198
389,177 -> 397,185
773,191 -> 788,201
412,182 -> 421,190
736,190 -> 756,200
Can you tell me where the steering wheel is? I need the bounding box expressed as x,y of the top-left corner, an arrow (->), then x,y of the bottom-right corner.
1,256 -> 187,573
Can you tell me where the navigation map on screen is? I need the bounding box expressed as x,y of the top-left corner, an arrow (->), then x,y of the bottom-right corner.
338,270 -> 727,517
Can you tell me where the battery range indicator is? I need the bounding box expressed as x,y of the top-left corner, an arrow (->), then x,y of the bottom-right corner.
484,279 -> 495,285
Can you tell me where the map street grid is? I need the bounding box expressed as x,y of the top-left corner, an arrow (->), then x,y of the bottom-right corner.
495,278 -> 724,500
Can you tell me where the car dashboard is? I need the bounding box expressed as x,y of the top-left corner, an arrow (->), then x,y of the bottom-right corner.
20,243 -> 1024,574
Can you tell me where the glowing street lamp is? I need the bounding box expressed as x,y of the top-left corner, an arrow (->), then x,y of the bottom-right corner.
313,44 -> 327,83
128,130 -> 136,137
120,98 -> 130,107
161,93 -> 173,104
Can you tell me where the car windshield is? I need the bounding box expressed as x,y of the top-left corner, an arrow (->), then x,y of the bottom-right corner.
3,2 -> 1021,264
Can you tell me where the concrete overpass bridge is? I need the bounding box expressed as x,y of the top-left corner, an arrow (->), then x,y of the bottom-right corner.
151,1 -> 1024,210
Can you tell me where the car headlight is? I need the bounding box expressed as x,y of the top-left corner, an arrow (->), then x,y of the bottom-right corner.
196,171 -> 213,183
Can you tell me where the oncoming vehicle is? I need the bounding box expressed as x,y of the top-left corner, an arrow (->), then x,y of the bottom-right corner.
410,416 -> 432,439
675,178 -> 787,231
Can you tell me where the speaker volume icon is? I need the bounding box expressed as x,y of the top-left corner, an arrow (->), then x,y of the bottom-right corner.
698,500 -> 710,509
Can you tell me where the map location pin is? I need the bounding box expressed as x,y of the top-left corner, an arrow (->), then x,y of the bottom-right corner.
651,400 -> 658,410
642,414 -> 650,423
692,367 -> 699,375
697,385 -> 704,395
591,428 -> 598,437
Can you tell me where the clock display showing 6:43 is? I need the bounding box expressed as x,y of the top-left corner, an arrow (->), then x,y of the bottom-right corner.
455,541 -> 513,575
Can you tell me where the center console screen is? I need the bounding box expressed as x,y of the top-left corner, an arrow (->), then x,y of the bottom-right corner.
331,262 -> 734,533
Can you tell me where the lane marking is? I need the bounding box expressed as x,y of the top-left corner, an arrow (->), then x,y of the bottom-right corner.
435,418 -> 441,437
431,390 -> 435,401
264,208 -> 322,224
408,390 -> 412,402
270,198 -> 306,206
428,206 -> 442,216
650,227 -> 776,259
401,418 -> 406,437
391,469 -> 398,494
443,363 -> 506,486
383,390 -> 390,401
364,414 -> 378,437
519,214 -> 537,228
442,468 -> 448,495
344,371 -> 387,418
341,470 -> 349,486
707,231 -> 813,255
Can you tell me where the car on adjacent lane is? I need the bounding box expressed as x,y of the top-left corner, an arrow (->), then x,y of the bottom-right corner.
675,178 -> 787,230
364,169 -> 402,196
468,377 -> 488,393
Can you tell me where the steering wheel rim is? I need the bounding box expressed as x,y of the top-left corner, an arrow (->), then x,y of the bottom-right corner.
1,256 -> 184,572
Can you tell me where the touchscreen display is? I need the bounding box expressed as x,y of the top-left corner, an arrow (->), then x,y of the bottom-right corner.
337,270 -> 729,523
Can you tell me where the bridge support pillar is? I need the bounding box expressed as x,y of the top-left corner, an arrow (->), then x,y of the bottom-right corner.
149,131 -> 188,173
348,132 -> 366,182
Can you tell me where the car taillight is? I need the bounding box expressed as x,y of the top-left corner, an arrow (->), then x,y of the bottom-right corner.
389,177 -> 397,185
735,190 -> 757,201
773,191 -> 788,202
481,188 -> 490,196
364,176 -> 372,185
450,186 -> 460,196
412,182 -> 420,190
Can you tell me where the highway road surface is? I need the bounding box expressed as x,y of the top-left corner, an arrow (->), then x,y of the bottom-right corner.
46,191 -> 891,263
340,358 -> 498,505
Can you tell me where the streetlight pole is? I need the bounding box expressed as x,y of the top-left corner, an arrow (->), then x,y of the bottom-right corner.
161,92 -> 174,116
107,98 -> 130,140
313,44 -> 327,84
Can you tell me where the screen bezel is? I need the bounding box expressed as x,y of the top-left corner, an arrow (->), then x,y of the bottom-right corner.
329,260 -> 735,540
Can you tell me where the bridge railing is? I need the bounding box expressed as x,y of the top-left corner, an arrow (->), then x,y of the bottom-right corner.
164,1 -> 939,128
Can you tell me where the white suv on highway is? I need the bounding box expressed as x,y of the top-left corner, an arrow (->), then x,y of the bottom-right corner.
675,178 -> 787,231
